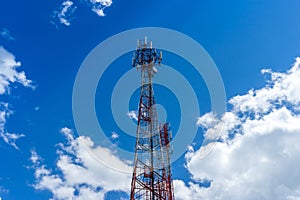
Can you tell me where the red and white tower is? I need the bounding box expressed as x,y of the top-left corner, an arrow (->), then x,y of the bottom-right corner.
130,37 -> 175,200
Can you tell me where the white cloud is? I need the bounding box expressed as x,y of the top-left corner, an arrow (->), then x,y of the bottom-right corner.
196,112 -> 218,128
0,46 -> 34,94
229,57 -> 300,115
197,111 -> 239,143
60,127 -> 74,141
30,149 -> 41,164
0,46 -> 33,149
0,103 -> 24,150
111,131 -> 119,140
90,0 -> 112,6
51,1 -> 77,27
0,132 -> 25,150
32,127 -> 132,199
0,28 -> 14,41
0,103 -> 10,126
127,110 -> 138,121
92,7 -> 105,17
173,180 -> 206,200
183,58 -> 300,199
60,1 -> 76,26
51,0 -> 112,27
88,0 -> 112,16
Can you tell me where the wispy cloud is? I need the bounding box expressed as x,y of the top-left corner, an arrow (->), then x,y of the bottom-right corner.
176,58 -> 300,200
0,46 -> 35,94
88,0 -> 113,17
0,103 -> 24,150
127,110 -> 138,121
0,132 -> 25,150
111,131 -> 119,140
51,0 -> 77,27
0,46 -> 34,149
32,127 -> 131,199
30,149 -> 42,165
51,0 -> 113,27
0,28 -> 14,41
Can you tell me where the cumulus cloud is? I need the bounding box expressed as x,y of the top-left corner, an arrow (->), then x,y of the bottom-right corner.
181,58 -> 300,199
32,127 -> 132,200
173,180 -> 206,200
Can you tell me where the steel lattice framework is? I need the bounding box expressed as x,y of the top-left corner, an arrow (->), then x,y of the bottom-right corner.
130,37 -> 175,200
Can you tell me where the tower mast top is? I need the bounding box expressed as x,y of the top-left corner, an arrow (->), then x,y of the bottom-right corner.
132,36 -> 162,72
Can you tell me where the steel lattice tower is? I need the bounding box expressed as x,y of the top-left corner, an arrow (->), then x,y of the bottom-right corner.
130,37 -> 175,200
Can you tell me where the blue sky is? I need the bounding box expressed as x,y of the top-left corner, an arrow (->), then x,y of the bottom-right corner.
1,1 -> 300,199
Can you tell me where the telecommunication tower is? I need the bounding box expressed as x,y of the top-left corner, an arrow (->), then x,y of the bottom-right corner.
130,37 -> 175,200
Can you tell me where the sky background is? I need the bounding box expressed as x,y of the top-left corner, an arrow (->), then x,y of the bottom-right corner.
1,1 -> 300,199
